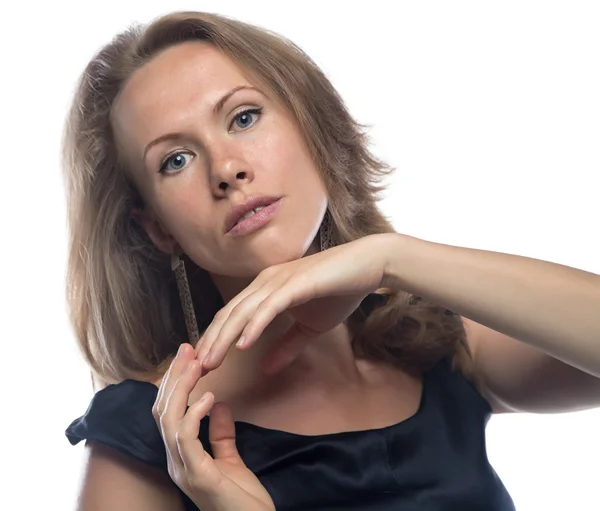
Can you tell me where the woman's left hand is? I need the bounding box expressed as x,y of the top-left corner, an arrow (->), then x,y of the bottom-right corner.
195,233 -> 395,375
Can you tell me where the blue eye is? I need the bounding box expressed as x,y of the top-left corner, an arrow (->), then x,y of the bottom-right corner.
157,108 -> 262,174
231,107 -> 263,131
159,151 -> 193,174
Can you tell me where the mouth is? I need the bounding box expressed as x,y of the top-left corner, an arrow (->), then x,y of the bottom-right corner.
225,195 -> 282,235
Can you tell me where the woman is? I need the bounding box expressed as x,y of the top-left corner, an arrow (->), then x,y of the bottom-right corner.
64,10 -> 600,511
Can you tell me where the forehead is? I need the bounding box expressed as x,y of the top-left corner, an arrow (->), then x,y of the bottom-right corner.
112,41 -> 255,146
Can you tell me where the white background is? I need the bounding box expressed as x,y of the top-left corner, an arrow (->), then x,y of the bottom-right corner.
1,1 -> 598,510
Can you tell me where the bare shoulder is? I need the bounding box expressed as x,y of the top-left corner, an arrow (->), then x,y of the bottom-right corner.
77,441 -> 185,511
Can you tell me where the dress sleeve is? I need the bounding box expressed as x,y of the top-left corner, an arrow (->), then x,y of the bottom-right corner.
65,379 -> 168,471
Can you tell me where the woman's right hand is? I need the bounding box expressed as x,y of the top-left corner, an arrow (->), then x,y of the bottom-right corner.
152,343 -> 275,511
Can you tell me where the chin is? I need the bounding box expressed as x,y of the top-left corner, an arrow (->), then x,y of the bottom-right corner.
252,245 -> 307,271
234,229 -> 318,275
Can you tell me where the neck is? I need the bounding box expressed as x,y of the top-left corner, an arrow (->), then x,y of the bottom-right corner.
275,322 -> 364,388
192,239 -> 365,394
208,237 -> 321,304
240,319 -> 366,403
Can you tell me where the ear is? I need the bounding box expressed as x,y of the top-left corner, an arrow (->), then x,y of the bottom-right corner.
133,208 -> 178,255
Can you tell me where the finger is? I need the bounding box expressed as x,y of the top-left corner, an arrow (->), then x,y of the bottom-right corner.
176,392 -> 223,489
202,286 -> 274,371
165,359 -> 203,420
160,346 -> 194,406
154,344 -> 193,417
194,308 -> 229,364
161,360 -> 203,453
155,355 -> 175,412
207,402 -> 244,462
194,269 -> 278,363
194,291 -> 255,366
202,270 -> 319,372
237,281 -> 310,351
260,322 -> 320,376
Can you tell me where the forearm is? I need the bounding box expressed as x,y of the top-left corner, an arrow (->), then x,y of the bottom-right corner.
380,233 -> 600,376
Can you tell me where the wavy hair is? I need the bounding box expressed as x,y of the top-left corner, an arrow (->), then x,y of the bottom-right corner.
62,11 -> 472,385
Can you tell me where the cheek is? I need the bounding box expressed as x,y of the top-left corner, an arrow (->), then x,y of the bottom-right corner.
260,129 -> 327,211
251,122 -> 308,171
154,191 -> 214,241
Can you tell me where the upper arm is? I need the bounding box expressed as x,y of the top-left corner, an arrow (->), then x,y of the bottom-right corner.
462,316 -> 600,414
76,441 -> 185,511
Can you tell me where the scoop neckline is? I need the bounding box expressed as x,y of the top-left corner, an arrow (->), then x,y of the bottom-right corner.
229,365 -> 430,439
123,359 -> 438,439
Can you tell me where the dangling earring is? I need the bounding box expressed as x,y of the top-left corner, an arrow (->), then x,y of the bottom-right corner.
319,209 -> 334,252
171,252 -> 200,343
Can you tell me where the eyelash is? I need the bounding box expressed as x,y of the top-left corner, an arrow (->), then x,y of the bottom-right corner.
158,107 -> 264,174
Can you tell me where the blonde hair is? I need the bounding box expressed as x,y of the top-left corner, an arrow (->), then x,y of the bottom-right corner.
62,11 -> 471,384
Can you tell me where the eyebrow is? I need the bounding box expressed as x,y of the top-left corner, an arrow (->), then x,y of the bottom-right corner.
142,85 -> 263,162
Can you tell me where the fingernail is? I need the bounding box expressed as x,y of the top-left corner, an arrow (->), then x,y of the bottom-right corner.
202,350 -> 211,366
236,336 -> 245,348
177,344 -> 186,357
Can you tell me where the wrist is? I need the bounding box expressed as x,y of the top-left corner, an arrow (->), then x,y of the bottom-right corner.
379,232 -> 424,291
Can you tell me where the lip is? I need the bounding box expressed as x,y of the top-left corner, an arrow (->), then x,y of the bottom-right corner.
225,195 -> 282,234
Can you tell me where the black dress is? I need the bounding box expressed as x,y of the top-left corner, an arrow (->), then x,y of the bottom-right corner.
66,357 -> 515,510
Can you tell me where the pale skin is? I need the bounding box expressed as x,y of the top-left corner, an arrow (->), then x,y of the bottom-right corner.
78,40 -> 600,510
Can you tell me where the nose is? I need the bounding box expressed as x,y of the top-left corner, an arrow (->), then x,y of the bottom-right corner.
209,146 -> 254,197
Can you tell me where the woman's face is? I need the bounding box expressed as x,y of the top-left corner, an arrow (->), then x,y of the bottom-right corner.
112,41 -> 328,278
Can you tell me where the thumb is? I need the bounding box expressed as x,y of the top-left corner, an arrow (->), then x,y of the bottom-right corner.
208,402 -> 244,463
